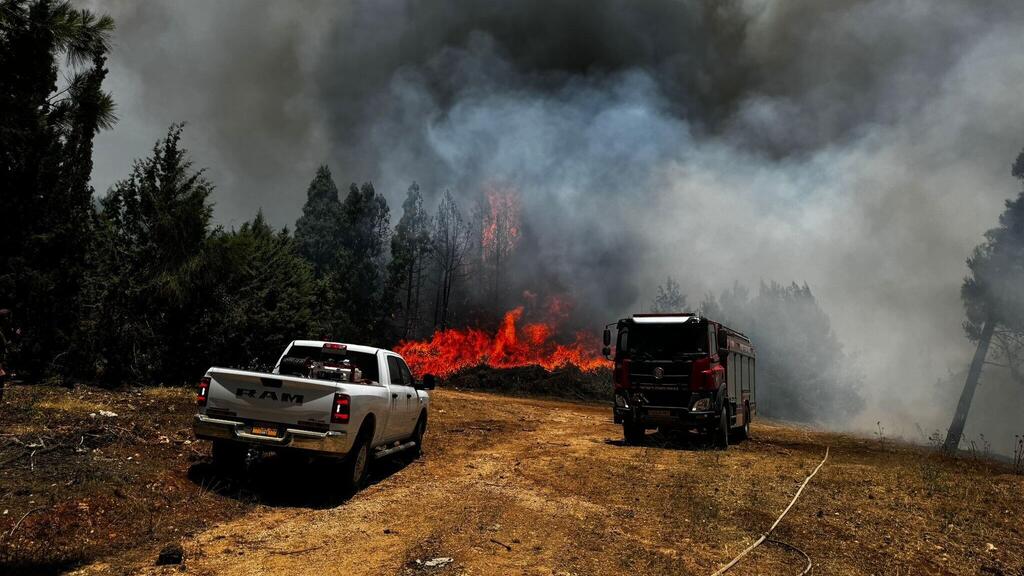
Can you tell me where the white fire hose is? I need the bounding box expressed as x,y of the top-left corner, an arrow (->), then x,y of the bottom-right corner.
710,446 -> 830,576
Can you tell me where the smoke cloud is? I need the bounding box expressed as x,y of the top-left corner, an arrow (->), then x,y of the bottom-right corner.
87,0 -> 1024,452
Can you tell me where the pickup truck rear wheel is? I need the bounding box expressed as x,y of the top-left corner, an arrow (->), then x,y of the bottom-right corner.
341,431 -> 371,493
211,440 -> 247,472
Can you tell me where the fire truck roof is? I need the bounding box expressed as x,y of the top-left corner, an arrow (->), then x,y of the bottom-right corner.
630,313 -> 698,324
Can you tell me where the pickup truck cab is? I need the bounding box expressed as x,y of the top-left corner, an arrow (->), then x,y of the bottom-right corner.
193,340 -> 435,490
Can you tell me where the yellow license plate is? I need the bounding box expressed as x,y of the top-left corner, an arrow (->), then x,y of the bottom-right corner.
251,425 -> 279,437
648,409 -> 671,418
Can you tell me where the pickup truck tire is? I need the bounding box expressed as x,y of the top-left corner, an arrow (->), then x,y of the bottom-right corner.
713,406 -> 730,450
211,440 -> 247,472
409,413 -> 427,459
623,419 -> 645,445
341,427 -> 371,493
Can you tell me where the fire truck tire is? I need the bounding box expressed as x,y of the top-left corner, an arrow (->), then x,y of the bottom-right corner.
713,407 -> 730,450
211,440 -> 247,472
623,420 -> 645,445
735,404 -> 751,440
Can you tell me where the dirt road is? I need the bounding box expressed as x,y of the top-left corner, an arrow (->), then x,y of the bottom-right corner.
76,390 -> 1023,576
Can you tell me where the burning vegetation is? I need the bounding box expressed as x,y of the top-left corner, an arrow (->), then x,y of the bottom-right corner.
396,306 -> 607,378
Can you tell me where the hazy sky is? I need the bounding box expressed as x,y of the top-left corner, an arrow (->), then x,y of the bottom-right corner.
85,0 -> 1024,448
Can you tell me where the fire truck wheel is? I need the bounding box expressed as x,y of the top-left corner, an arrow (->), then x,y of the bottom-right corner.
623,420 -> 645,445
713,407 -> 730,450
737,405 -> 751,440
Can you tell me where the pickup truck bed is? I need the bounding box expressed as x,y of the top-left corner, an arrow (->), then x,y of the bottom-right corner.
193,341 -> 434,479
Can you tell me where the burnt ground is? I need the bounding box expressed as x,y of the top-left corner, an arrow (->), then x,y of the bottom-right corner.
1,384 -> 1023,575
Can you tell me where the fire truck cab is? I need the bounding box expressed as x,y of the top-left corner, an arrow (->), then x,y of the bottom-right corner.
602,313 -> 756,449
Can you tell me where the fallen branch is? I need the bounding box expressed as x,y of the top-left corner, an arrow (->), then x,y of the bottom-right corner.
5,506 -> 46,540
489,538 -> 512,551
0,443 -> 62,467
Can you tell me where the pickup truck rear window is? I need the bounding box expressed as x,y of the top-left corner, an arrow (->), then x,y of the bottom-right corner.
279,345 -> 380,383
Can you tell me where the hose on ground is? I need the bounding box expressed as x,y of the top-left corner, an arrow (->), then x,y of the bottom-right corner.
710,446 -> 829,576
765,538 -> 813,575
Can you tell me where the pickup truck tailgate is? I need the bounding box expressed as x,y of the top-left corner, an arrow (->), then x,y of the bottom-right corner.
205,367 -> 339,427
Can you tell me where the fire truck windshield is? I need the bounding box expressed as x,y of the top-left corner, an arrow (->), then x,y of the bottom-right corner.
622,323 -> 706,360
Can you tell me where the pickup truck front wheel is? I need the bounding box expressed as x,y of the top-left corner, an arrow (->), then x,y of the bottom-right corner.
409,415 -> 426,459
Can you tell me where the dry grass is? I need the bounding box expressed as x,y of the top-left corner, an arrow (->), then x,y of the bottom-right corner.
0,384 -> 253,575
4,385 -> 1023,576
33,397 -> 109,414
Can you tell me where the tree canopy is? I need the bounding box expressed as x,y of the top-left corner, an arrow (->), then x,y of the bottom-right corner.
0,0 -> 115,378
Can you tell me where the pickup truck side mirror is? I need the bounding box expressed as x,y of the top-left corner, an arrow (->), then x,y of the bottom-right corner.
418,373 -> 437,390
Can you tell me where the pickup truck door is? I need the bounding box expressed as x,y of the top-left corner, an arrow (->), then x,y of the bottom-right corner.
397,357 -> 423,429
384,355 -> 417,441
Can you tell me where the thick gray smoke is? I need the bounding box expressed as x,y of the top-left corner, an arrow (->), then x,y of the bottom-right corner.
88,0 -> 1024,453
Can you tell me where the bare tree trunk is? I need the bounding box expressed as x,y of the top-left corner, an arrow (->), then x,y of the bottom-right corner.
432,266 -> 443,329
412,258 -> 423,338
442,267 -> 453,330
944,319 -> 995,452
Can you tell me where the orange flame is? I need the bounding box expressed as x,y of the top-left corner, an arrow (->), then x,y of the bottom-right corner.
481,189 -> 521,258
396,307 -> 608,377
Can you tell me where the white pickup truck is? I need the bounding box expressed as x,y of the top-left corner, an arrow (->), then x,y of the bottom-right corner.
193,340 -> 435,490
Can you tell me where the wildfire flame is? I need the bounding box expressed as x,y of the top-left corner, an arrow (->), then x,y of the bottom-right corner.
396,307 -> 608,377
480,189 -> 521,258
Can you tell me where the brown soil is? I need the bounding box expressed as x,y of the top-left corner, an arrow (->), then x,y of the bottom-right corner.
3,385 -> 1023,575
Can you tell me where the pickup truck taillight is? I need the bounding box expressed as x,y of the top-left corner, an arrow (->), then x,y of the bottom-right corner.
331,393 -> 350,424
196,376 -> 211,406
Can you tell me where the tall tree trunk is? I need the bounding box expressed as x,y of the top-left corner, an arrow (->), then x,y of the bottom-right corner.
412,258 -> 423,338
441,265 -> 454,330
944,319 -> 996,452
403,262 -> 414,339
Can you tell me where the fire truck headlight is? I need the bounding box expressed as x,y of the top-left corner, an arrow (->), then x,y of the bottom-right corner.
614,394 -> 628,408
691,397 -> 711,412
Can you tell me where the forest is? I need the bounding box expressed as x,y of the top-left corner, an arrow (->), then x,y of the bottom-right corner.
3,0 -> 1024,436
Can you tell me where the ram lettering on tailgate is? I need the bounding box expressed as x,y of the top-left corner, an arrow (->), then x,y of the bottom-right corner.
235,387 -> 305,405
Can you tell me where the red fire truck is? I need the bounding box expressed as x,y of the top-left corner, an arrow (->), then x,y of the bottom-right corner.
602,313 -> 756,449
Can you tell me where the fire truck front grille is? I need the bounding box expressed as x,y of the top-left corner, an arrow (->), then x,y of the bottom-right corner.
629,361 -> 691,387
628,360 -> 692,407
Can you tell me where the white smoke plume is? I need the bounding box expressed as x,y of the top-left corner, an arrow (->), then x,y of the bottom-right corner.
87,0 -> 1024,453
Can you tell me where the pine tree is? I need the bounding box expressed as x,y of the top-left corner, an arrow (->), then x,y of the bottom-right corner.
704,281 -> 863,423
294,165 -> 343,276
650,276 -> 686,313
388,182 -> 432,339
201,212 -> 318,371
430,190 -> 472,330
0,0 -> 116,378
85,125 -> 215,384
945,149 -> 1024,450
319,182 -> 391,344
